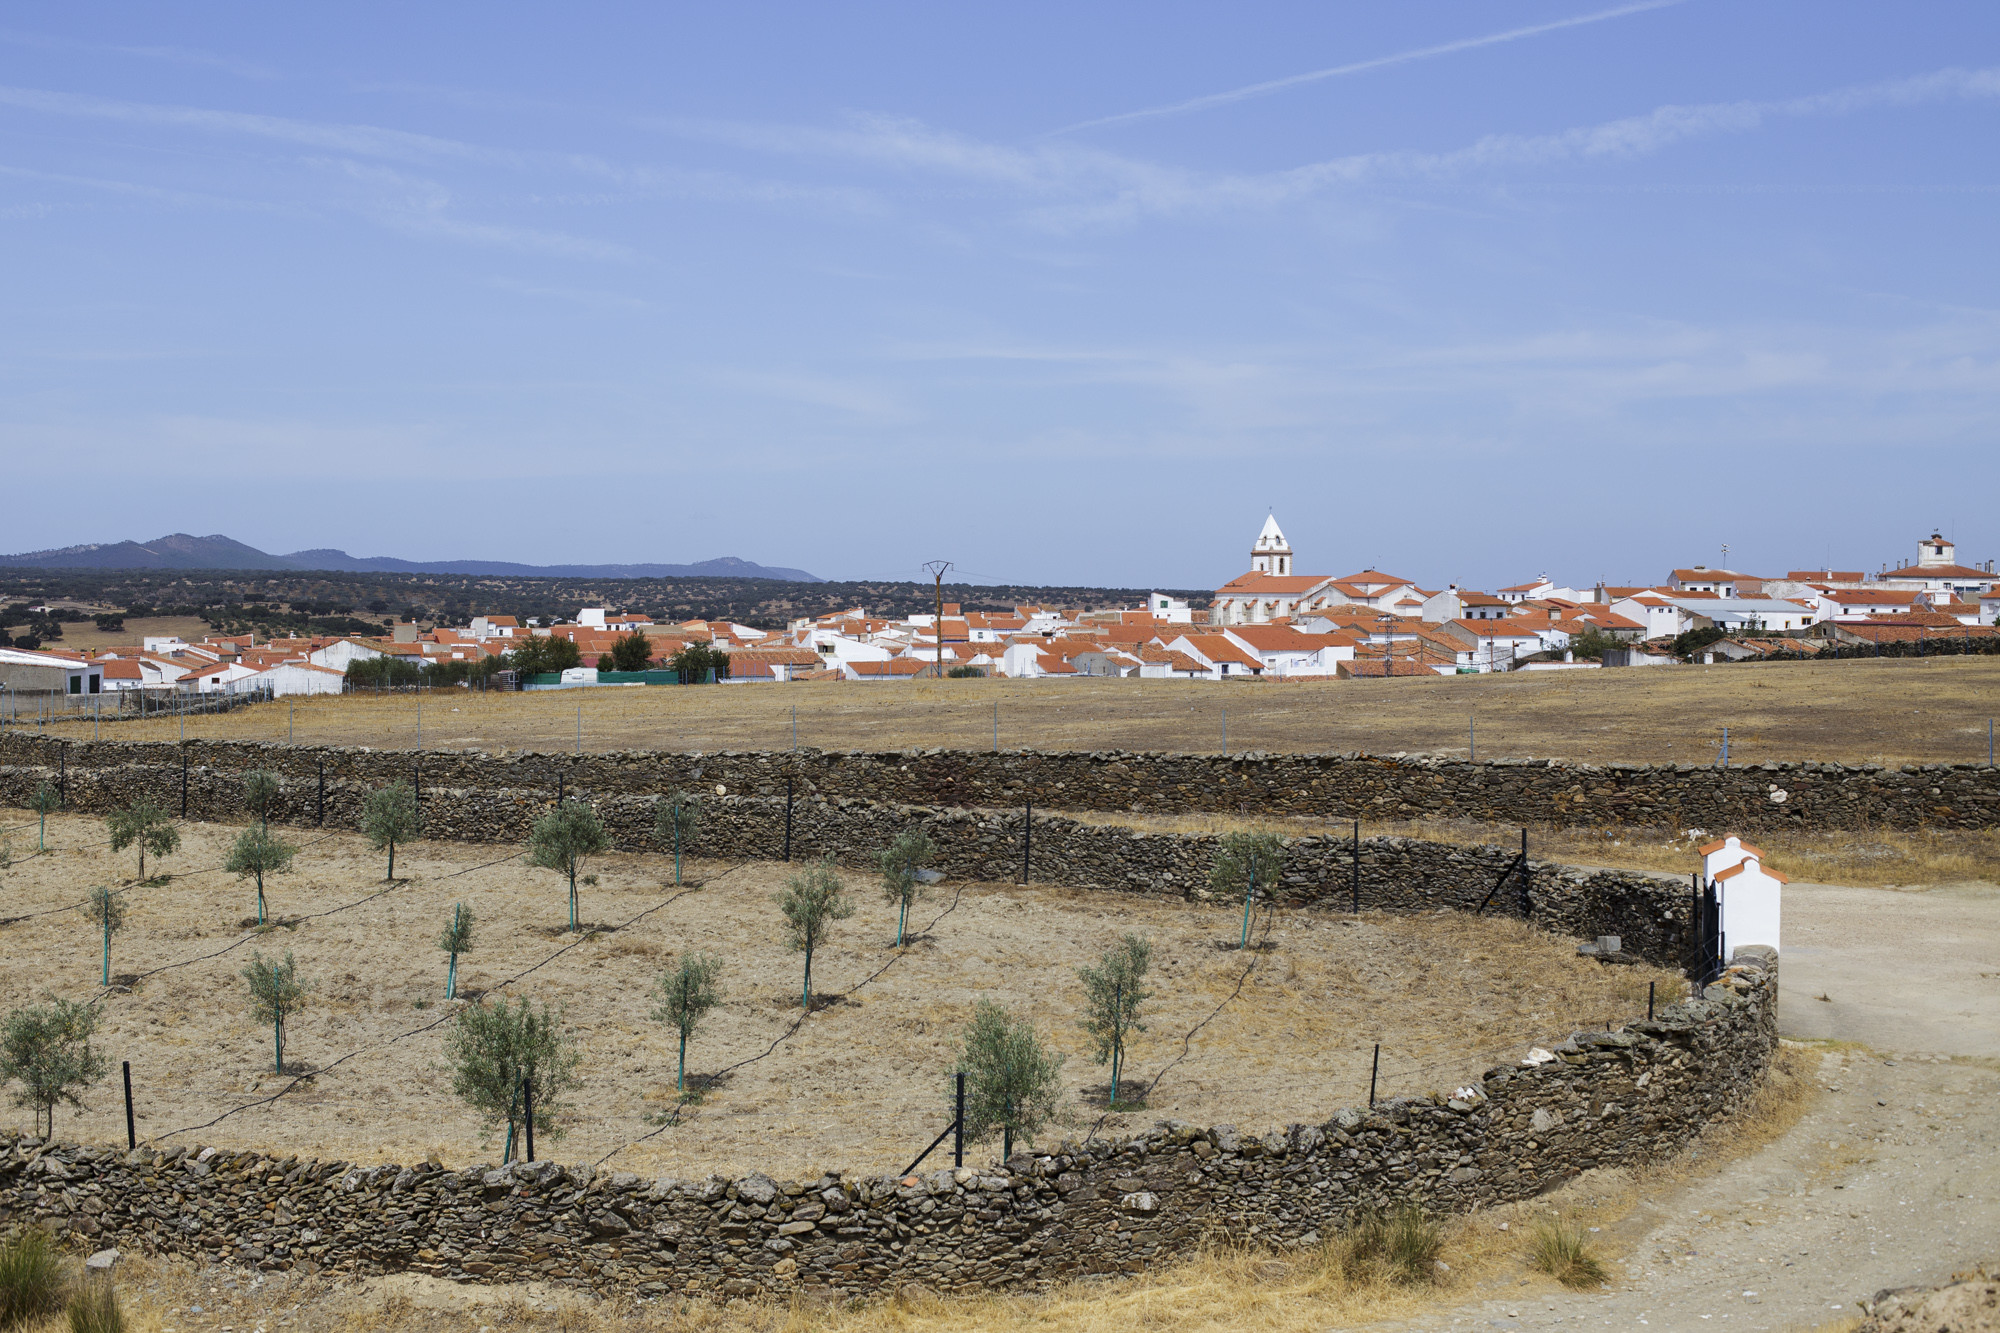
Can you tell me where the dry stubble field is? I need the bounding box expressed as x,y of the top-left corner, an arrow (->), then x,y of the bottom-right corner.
22,654 -> 2000,767
0,810 -> 1673,1182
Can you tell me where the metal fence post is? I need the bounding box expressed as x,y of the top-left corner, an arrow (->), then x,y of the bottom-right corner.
1351,820 -> 1360,913
123,1061 -> 135,1149
1647,981 -> 1655,1022
1022,801 -> 1031,884
524,1078 -> 535,1162
1368,1044 -> 1379,1108
954,1072 -> 965,1168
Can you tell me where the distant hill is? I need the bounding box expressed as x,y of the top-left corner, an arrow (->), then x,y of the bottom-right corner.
0,534 -> 824,583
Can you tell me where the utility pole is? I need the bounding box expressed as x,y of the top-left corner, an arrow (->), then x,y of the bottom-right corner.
922,560 -> 953,680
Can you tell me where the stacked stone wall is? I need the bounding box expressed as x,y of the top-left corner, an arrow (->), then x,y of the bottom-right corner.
0,958 -> 1776,1299
2,733 -> 1991,832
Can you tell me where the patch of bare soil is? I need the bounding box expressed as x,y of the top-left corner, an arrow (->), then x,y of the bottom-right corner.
0,810 -> 1673,1183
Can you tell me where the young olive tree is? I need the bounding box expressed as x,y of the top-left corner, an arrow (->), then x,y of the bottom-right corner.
1211,831 -> 1286,947
878,827 -> 937,949
80,887 -> 128,986
241,950 -> 310,1074
776,856 -> 852,1010
225,824 -> 297,925
361,781 -> 419,881
0,995 -> 108,1137
106,800 -> 179,881
1077,934 -> 1152,1106
653,791 -> 701,886
29,781 -> 60,852
439,902 -> 475,999
444,996 -> 581,1163
957,998 -> 1066,1161
651,952 -> 724,1095
608,631 -> 655,673
241,769 -> 281,829
527,800 -> 611,931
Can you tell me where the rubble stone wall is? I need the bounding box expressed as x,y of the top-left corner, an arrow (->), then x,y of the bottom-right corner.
0,958 -> 1777,1299
1,732 -> 1991,832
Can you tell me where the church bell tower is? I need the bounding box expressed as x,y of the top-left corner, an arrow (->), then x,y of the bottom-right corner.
1251,514 -> 1292,576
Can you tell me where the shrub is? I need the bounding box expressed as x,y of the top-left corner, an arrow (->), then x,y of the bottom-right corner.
652,953 -> 724,1095
1076,934 -> 1151,1105
1334,1206 -> 1446,1286
1565,626 -> 1622,661
444,996 -> 580,1162
241,951 -> 309,1074
105,801 -> 178,881
360,782 -> 419,881
526,801 -> 611,931
79,888 -> 126,986
1210,830 -> 1284,898
956,998 -> 1065,1160
668,641 -> 730,683
946,665 -> 983,678
1528,1215 -> 1607,1288
28,784 -> 59,853
0,1226 -> 69,1328
0,997 -> 108,1138
506,634 -> 582,678
775,857 -> 852,1009
224,825 -> 297,924
653,791 -> 701,884
1673,625 -> 1729,658
877,827 -> 937,948
240,770 -> 280,827
438,903 -> 475,999
65,1280 -> 124,1333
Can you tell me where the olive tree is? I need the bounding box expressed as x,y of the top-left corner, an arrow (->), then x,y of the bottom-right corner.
444,996 -> 581,1163
439,902 -> 475,999
80,887 -> 128,986
225,824 -> 297,925
1077,934 -> 1152,1106
878,827 -> 937,949
1211,830 -> 1285,947
651,953 -> 724,1095
957,998 -> 1065,1161
241,769 -> 281,828
29,781 -> 60,852
360,781 -> 419,881
0,995 -> 108,1137
527,800 -> 611,931
241,950 -> 310,1074
653,790 -> 701,886
106,800 -> 179,881
776,857 -> 852,1010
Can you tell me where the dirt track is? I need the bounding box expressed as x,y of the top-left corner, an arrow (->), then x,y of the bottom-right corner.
1406,878 -> 2000,1332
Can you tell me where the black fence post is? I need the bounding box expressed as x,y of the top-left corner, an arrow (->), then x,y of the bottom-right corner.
524,1078 -> 535,1162
1368,1043 -> 1380,1108
122,1061 -> 135,1150
783,777 -> 794,862
1351,819 -> 1360,913
954,1072 -> 966,1168
1518,828 -> 1529,914
1647,981 -> 1655,1021
1022,801 -> 1031,885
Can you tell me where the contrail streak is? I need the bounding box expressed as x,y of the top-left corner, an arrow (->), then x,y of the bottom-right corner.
1053,0 -> 1683,135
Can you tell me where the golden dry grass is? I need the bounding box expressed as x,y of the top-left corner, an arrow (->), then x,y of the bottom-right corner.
0,810 -> 1677,1183
26,654 -> 2000,767
1073,810 -> 2000,891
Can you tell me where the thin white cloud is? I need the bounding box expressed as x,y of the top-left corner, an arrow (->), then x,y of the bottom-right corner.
1054,0 -> 1682,134
0,28 -> 280,80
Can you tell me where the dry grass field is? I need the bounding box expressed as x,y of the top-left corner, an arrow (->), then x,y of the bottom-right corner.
29,655 -> 2000,767
0,810 -> 1673,1185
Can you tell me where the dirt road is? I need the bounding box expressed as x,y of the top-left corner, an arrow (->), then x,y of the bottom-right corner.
1399,878 -> 2000,1332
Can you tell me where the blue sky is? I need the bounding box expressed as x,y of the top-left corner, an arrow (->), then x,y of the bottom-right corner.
2,3 -> 1996,589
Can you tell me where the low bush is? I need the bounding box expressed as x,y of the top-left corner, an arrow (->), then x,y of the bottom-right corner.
66,1281 -> 124,1333
0,1225 -> 69,1328
1333,1206 -> 1445,1286
1528,1214 -> 1607,1288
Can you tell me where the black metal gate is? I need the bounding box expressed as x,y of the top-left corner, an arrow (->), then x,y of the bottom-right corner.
1686,871 -> 1723,985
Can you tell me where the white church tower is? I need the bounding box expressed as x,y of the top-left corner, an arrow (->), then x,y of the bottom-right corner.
1251,514 -> 1293,576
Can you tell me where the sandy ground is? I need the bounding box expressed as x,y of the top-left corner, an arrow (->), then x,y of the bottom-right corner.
17,654 -> 2000,768
0,810 -> 1672,1182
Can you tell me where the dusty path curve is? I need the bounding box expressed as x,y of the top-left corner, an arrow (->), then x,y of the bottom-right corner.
1382,878 -> 2000,1332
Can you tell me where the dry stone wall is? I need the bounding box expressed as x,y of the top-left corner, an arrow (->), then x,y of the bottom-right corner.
0,956 -> 1777,1300
2,733 -> 1992,832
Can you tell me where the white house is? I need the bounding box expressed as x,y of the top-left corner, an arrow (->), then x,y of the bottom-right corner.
1813,589 -> 1918,622
1220,625 -> 1354,677
1680,598 -> 1817,633
1611,594 -> 1699,640
1670,567 -> 1753,597
1875,532 -> 1997,600
1144,593 -> 1194,624
177,660 -> 263,694
307,638 -> 385,672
